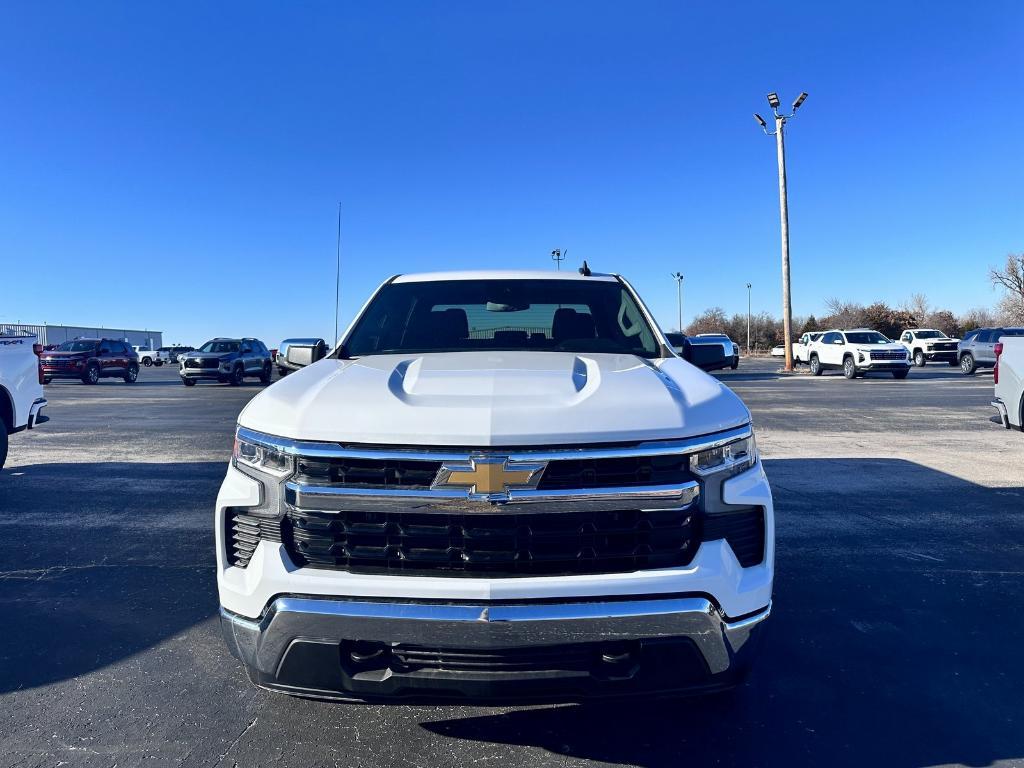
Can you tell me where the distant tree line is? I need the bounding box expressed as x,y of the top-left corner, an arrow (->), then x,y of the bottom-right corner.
681,252 -> 1024,352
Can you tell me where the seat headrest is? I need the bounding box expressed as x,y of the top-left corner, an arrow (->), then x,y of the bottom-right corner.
552,308 -> 596,342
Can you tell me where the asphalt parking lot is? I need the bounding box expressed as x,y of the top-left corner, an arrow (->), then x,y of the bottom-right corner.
2,358 -> 1022,768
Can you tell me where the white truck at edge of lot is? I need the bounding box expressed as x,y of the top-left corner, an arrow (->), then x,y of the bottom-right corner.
0,333 -> 48,470
215,269 -> 774,703
993,337 -> 1024,431
896,329 -> 960,367
133,346 -> 164,366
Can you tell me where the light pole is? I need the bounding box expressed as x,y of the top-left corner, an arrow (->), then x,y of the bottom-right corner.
746,283 -> 752,355
755,91 -> 807,372
671,272 -> 684,332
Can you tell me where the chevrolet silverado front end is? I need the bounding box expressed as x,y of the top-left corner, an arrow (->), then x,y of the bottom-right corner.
216,270 -> 774,701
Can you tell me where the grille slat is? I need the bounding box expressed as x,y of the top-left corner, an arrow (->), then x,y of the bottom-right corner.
870,350 -> 906,361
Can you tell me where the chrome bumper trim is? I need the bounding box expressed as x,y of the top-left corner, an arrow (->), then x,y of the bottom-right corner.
220,597 -> 771,676
992,398 -> 1009,428
285,480 -> 700,513
27,398 -> 47,428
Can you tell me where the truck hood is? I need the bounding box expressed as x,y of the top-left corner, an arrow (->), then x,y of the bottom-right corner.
185,351 -> 231,361
238,351 -> 750,446
40,351 -> 89,360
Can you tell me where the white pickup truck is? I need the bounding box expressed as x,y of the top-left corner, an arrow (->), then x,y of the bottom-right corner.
0,332 -> 48,470
216,269 -> 774,702
993,337 -> 1024,431
795,332 -> 823,364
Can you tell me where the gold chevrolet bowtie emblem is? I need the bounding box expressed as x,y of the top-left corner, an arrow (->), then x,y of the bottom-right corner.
434,457 -> 546,496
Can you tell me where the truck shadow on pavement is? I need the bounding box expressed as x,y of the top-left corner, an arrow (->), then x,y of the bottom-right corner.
422,458 -> 1024,768
0,461 -> 222,694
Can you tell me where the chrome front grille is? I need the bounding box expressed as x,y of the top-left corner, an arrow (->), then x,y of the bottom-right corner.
229,425 -> 760,576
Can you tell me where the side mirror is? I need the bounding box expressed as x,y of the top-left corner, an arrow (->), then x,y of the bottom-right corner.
833,339 -> 844,345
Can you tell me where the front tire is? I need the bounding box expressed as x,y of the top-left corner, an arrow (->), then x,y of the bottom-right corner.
0,427 -> 7,471
142,358 -> 152,367
123,363 -> 139,383
809,354 -> 823,376
82,363 -> 100,385
181,377 -> 196,387
960,353 -> 976,375
229,365 -> 244,386
843,357 -> 857,379
154,360 -> 163,367
892,369 -> 910,379
259,363 -> 272,385
913,350 -> 926,367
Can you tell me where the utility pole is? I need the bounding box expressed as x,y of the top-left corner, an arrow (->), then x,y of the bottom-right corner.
671,272 -> 684,332
755,91 -> 807,372
551,248 -> 566,270
746,283 -> 752,355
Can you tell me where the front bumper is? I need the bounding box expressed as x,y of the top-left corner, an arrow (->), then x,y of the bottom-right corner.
180,367 -> 230,380
221,595 -> 770,701
923,350 -> 957,362
860,361 -> 911,371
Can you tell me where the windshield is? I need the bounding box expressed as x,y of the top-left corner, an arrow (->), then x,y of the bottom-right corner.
846,332 -> 890,344
344,279 -> 661,357
199,340 -> 240,353
915,330 -> 947,339
57,340 -> 97,352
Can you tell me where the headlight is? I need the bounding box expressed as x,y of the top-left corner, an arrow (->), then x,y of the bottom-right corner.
232,429 -> 293,478
858,351 -> 866,362
689,434 -> 757,478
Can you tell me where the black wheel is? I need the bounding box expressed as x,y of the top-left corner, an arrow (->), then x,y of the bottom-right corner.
913,350 -> 926,367
892,368 -> 910,379
82,363 -> 100,385
809,354 -> 823,376
142,358 -> 153,367
154,360 -> 163,367
229,365 -> 244,386
123,363 -> 139,383
731,360 -> 739,370
277,367 -> 289,377
182,377 -> 196,387
0,426 -> 8,471
843,357 -> 857,379
960,353 -> 976,375
260,363 -> 272,385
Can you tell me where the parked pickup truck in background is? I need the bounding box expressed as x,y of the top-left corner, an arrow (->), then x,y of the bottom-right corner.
217,269 -> 774,702
665,332 -> 737,372
993,337 -> 1024,431
133,346 -> 164,366
795,332 -> 823,364
0,332 -> 48,470
897,329 -> 960,367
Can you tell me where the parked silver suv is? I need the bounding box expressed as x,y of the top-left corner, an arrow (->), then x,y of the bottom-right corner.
958,327 -> 1024,374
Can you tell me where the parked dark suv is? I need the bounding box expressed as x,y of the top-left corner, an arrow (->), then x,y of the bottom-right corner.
958,327 -> 1024,374
39,338 -> 139,384
180,338 -> 273,386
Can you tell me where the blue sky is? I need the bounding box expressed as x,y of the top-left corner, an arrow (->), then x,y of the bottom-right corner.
1,1 -> 1021,344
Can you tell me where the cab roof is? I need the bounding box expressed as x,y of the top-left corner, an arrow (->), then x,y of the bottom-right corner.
391,270 -> 618,283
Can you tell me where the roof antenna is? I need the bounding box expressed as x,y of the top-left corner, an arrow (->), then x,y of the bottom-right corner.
578,260 -> 592,276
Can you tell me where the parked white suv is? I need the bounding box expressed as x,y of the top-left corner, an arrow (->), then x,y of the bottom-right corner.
808,329 -> 911,379
216,270 -> 774,701
897,329 -> 960,367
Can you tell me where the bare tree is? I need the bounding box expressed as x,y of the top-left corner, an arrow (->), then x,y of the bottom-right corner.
904,293 -> 930,326
990,254 -> 1024,323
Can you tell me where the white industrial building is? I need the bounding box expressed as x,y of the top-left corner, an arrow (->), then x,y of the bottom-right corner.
0,323 -> 163,349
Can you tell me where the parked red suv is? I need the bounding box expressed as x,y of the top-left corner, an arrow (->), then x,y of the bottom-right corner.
40,338 -> 139,384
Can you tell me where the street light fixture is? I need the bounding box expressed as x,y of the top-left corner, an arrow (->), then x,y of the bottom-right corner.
754,90 -> 808,372
754,113 -> 767,129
